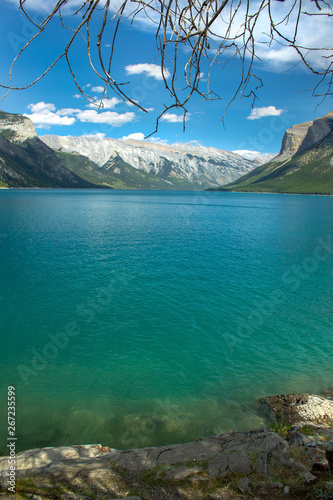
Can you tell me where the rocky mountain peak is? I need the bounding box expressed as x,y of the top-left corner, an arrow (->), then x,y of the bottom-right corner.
218,109 -> 333,195
0,110 -> 37,144
278,110 -> 333,160
279,121 -> 312,157
297,110 -> 333,153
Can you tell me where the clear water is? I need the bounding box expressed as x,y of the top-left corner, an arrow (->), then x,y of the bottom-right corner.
0,189 -> 332,453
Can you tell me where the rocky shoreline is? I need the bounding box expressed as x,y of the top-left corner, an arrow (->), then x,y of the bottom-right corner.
1,392 -> 332,499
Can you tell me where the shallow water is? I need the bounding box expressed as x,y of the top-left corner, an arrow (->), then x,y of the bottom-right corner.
0,189 -> 332,453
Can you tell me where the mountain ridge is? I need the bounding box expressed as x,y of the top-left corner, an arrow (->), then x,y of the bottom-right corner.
212,111 -> 333,195
41,134 -> 257,189
0,111 -> 100,189
0,109 -> 258,190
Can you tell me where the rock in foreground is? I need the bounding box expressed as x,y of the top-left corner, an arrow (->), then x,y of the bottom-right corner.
261,392 -> 333,426
0,426 -> 332,499
1,392 -> 333,499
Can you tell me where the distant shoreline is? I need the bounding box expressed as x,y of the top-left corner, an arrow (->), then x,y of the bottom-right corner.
207,188 -> 333,196
1,187 -> 333,196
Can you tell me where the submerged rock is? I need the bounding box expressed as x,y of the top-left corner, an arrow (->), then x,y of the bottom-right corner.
260,393 -> 333,426
1,391 -> 333,499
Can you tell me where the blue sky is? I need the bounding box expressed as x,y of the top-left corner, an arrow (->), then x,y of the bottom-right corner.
1,0 -> 332,159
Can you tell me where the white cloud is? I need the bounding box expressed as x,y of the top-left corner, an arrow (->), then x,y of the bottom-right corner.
160,113 -> 190,123
125,63 -> 170,80
125,100 -> 138,107
148,136 -> 169,144
120,132 -> 169,143
4,0 -> 159,26
56,108 -> 81,116
25,102 -> 75,128
24,101 -> 135,129
5,0 -> 332,75
121,132 -> 145,141
27,102 -> 55,114
232,150 -> 278,163
199,72 -> 209,82
126,101 -> 154,112
73,94 -> 81,99
5,0 -> 84,13
81,132 -> 107,139
24,112 -> 75,128
207,1 -> 333,72
87,97 -> 121,109
188,139 -> 202,147
77,109 -> 136,126
253,5 -> 333,71
233,149 -> 261,158
91,86 -> 105,93
247,106 -> 284,120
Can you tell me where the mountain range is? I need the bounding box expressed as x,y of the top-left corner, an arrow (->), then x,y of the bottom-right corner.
1,109 -> 332,193
215,111 -> 333,195
40,135 -> 256,190
0,110 -> 256,190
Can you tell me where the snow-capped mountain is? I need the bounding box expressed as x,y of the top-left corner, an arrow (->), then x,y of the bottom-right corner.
41,135 -> 256,188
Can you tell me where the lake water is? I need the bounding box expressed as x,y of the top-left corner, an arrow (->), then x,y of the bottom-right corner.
0,189 -> 332,453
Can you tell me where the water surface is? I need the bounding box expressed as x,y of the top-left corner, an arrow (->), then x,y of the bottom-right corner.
0,189 -> 332,452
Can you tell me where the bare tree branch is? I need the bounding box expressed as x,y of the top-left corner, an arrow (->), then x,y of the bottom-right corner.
1,0 -> 332,133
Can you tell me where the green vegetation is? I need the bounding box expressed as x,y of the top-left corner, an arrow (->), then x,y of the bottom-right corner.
218,143 -> 333,195
0,110 -> 24,122
299,426 -> 314,436
0,129 -> 17,141
15,473 -> 128,500
9,441 -> 333,500
55,150 -> 115,188
0,136 -> 99,189
270,421 -> 292,439
0,109 -> 102,188
0,150 -> 47,188
290,445 -> 313,471
57,150 -> 204,190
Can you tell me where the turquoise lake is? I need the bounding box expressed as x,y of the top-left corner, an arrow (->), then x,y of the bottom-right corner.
0,189 -> 332,453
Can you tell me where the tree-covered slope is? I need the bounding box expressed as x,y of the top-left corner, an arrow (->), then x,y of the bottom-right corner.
0,111 -> 100,188
57,150 -> 205,190
214,111 -> 333,195
219,143 -> 333,195
0,135 -> 98,188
